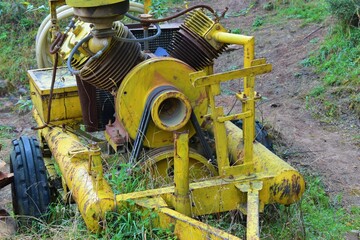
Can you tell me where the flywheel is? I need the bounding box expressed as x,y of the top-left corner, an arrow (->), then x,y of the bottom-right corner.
142,146 -> 217,187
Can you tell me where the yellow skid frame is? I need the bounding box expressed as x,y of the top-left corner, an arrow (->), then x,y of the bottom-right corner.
31,23 -> 305,238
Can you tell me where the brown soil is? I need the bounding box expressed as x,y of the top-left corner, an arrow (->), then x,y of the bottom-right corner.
211,0 -> 360,206
0,0 -> 359,234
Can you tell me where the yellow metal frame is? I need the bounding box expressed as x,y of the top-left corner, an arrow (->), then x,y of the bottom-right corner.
29,6 -> 305,237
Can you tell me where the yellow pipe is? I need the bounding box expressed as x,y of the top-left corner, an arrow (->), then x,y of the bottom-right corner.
34,110 -> 115,232
174,131 -> 191,216
151,89 -> 192,131
144,0 -> 151,14
213,32 -> 254,46
223,121 -> 305,205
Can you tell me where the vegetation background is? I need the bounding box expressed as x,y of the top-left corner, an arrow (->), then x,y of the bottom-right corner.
0,0 -> 359,239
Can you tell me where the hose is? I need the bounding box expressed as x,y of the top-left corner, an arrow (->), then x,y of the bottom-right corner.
137,4 -> 216,24
36,8 -> 73,68
36,1 -> 145,68
113,23 -> 161,42
66,34 -> 93,75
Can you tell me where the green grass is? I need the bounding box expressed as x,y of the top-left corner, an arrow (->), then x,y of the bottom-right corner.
203,172 -> 360,239
0,0 -> 48,86
302,25 -> 360,118
262,173 -> 360,239
273,0 -> 329,26
0,125 -> 16,149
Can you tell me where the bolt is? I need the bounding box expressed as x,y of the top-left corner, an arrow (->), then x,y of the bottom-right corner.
90,142 -> 98,149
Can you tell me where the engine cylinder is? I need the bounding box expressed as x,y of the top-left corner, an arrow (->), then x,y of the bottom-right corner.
168,9 -> 227,70
78,22 -> 143,91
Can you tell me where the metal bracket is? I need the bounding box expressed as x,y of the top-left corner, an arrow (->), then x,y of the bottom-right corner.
236,181 -> 263,240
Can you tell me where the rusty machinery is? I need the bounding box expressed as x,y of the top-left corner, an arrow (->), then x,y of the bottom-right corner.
9,0 -> 305,239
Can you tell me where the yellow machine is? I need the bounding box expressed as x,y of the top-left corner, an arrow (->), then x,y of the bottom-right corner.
10,0 -> 305,239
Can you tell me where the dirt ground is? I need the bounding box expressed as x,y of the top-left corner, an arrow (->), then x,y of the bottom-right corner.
0,0 -> 359,234
210,0 -> 360,206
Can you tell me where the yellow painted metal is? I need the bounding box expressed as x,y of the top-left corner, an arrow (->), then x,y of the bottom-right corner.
33,110 -> 115,232
116,58 -> 208,148
159,206 -> 240,240
30,3 -> 305,236
222,121 -> 306,205
190,31 -> 267,176
117,158 -> 304,216
65,0 -> 127,8
144,0 -> 151,13
184,9 -> 227,50
191,64 -> 272,88
59,21 -> 93,68
134,197 -> 241,240
173,131 -> 191,216
28,68 -> 82,123
237,182 -> 263,240
150,89 -> 192,131
116,118 -> 305,213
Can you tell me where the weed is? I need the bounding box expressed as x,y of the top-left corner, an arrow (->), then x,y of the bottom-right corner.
309,85 -> 325,96
273,0 -> 329,26
231,28 -> 242,34
102,207 -> 175,239
260,173 -> 360,239
302,25 -> 360,118
0,125 -> 15,149
14,96 -> 33,113
150,0 -> 169,18
0,0 -> 48,86
252,16 -> 264,29
326,0 -> 360,27
226,0 -> 257,17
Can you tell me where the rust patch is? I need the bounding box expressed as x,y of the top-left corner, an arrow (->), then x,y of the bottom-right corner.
291,174 -> 302,196
270,178 -> 291,200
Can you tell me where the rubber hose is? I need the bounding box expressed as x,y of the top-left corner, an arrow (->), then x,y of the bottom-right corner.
113,23 -> 161,42
36,2 -> 144,68
66,34 -> 93,75
36,8 -> 73,68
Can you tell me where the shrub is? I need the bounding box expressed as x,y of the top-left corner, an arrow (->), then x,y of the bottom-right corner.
326,0 -> 360,27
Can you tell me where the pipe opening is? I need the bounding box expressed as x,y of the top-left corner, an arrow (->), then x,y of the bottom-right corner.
151,90 -> 192,131
158,97 -> 186,127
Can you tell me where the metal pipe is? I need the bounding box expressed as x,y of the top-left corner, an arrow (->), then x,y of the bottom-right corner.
151,89 -> 192,131
221,121 -> 305,205
174,131 -> 191,216
34,110 -> 115,232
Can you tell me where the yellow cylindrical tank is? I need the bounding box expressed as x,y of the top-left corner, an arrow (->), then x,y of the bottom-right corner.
211,121 -> 305,205
42,126 -> 115,232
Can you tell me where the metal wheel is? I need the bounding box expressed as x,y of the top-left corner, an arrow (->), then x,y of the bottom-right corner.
10,136 -> 51,220
143,146 -> 217,186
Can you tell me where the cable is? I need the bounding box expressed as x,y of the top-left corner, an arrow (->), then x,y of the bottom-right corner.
66,34 -> 93,75
135,4 -> 215,24
113,23 -> 161,42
